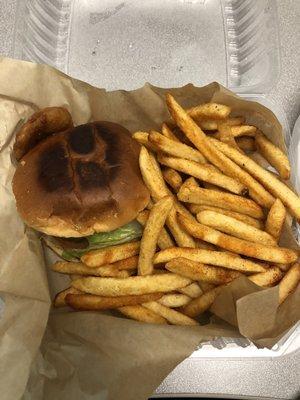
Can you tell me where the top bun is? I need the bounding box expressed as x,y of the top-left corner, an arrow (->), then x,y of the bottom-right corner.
12,121 -> 149,237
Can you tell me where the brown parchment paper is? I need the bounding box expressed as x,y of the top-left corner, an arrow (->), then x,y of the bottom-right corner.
0,57 -> 299,400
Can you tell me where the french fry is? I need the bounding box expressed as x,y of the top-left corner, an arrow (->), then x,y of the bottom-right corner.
230,125 -> 257,137
236,137 -> 256,152
179,282 -> 203,298
113,256 -> 139,271
149,131 -> 206,163
178,185 -> 264,219
265,199 -> 286,242
118,305 -> 168,324
158,155 -> 248,195
132,131 -> 157,151
190,205 -> 263,229
249,267 -> 284,287
278,263 -> 300,304
182,287 -> 222,317
137,210 -> 174,249
195,239 -> 216,251
65,292 -> 163,310
187,103 -> 231,120
167,207 -> 196,248
52,261 -> 135,277
217,123 -> 241,152
71,273 -> 192,296
143,301 -> 198,325
162,122 -> 180,142
166,94 -> 274,207
81,241 -> 140,268
154,247 -> 265,273
209,138 -> 300,221
198,282 -> 215,292
178,214 -> 298,264
255,131 -> 290,180
138,196 -> 173,275
197,116 -> 245,131
162,167 -> 183,192
158,293 -> 191,308
197,210 -> 276,246
165,257 -> 241,284
53,287 -> 82,308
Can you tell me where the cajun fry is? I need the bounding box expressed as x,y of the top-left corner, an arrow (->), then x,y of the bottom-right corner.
138,196 -> 173,275
132,131 -> 157,151
158,293 -> 191,308
118,305 -> 168,324
190,205 -> 263,229
113,256 -> 139,271
52,261 -> 132,278
249,267 -> 284,287
178,185 -> 264,219
195,239 -> 216,250
66,292 -> 163,310
53,287 -> 82,308
165,257 -> 241,284
187,103 -> 231,120
158,155 -> 248,195
197,210 -> 276,245
265,199 -> 286,242
178,214 -> 298,264
143,301 -> 198,325
154,247 -> 265,273
179,282 -> 203,298
255,131 -> 290,180
167,207 -> 196,248
149,130 -> 206,163
197,116 -> 246,131
162,122 -> 180,142
230,125 -> 257,137
72,273 -> 191,296
278,263 -> 300,304
236,136 -> 256,152
217,123 -> 241,152
209,137 -> 300,221
162,167 -> 183,192
166,94 -> 274,207
198,282 -> 215,292
182,286 -> 222,317
137,210 -> 174,249
81,241 -> 140,268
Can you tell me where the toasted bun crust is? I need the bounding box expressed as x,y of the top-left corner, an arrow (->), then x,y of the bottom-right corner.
12,121 -> 149,237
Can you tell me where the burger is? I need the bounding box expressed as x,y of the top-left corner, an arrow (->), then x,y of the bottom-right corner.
12,107 -> 149,260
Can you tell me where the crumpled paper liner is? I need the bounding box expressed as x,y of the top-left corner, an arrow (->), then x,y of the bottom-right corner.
0,57 -> 299,400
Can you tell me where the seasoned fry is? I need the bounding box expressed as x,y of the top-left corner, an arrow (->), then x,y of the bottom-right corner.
81,241 -> 140,268
230,125 -> 257,137
158,293 -> 191,308
71,273 -> 191,296
149,131 -> 206,163
197,116 -> 245,131
52,261 -> 132,277
162,122 -> 180,142
118,305 -> 168,324
190,205 -> 263,229
236,137 -> 256,152
143,301 -> 198,325
197,210 -> 276,246
265,199 -> 286,242
66,292 -> 163,310
209,138 -> 300,221
198,282 -> 215,292
137,210 -> 174,249
167,207 -> 196,248
178,214 -> 298,264
278,263 -> 300,304
138,196 -> 173,275
182,287 -> 222,317
187,103 -> 231,120
154,247 -> 265,273
132,131 -> 157,151
195,239 -> 216,250
158,155 -> 247,195
162,168 -> 183,192
165,257 -> 241,284
179,282 -> 202,298
255,131 -> 290,179
217,123 -> 241,152
166,94 -> 274,207
178,186 -> 264,219
249,267 -> 284,287
53,287 -> 81,308
113,256 -> 139,271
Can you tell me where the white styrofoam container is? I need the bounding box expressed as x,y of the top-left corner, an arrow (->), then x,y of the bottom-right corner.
11,0 -> 300,358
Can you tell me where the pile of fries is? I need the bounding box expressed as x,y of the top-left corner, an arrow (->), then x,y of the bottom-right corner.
52,95 -> 300,326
